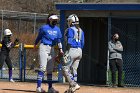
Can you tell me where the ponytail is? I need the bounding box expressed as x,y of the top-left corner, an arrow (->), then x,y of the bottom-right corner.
75,24 -> 80,41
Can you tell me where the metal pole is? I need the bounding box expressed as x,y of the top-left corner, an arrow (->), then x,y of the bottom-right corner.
0,10 -> 3,78
23,48 -> 26,82
19,43 -> 23,81
106,16 -> 111,85
58,64 -> 63,82
34,13 -> 36,34
58,10 -> 66,83
18,18 -> 21,32
0,69 -> 3,78
1,10 -> 4,41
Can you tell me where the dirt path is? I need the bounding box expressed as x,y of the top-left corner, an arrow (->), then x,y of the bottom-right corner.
0,81 -> 140,93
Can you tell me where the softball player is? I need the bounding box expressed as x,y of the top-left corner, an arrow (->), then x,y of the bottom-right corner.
34,14 -> 63,93
64,14 -> 85,92
0,29 -> 19,82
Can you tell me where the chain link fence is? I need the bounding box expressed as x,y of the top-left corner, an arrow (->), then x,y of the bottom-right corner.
0,47 -> 21,80
0,10 -> 48,42
0,10 -> 61,82
23,47 -> 61,82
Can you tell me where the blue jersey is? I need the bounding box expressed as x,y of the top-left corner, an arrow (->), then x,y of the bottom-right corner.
66,26 -> 84,49
35,24 -> 62,46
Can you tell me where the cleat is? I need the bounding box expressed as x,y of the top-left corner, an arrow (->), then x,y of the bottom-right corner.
36,87 -> 46,93
64,89 -> 70,93
70,84 -> 80,92
48,87 -> 59,93
110,84 -> 117,88
10,79 -> 15,83
64,89 -> 73,93
118,85 -> 124,87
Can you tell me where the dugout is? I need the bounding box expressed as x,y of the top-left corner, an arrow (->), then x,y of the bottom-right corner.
56,4 -> 140,86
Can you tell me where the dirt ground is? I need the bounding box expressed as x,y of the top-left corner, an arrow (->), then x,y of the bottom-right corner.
0,81 -> 140,93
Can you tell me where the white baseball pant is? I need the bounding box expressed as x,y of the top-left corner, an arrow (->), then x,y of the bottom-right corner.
39,43 -> 55,74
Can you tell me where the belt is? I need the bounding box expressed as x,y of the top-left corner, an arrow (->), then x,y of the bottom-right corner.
71,47 -> 81,49
43,43 -> 53,47
110,58 -> 122,61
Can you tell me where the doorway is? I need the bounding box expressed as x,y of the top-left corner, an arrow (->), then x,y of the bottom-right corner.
78,17 -> 108,84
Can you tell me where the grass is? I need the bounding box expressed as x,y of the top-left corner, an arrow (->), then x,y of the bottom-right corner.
107,70 -> 125,85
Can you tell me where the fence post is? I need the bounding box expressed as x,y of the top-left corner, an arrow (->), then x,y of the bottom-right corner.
19,43 -> 23,81
1,10 -> 3,41
106,16 -> 111,85
58,64 -> 63,82
23,48 -> 26,81
0,69 -> 3,78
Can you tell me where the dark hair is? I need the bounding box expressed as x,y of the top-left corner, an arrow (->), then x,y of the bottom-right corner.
111,32 -> 119,40
46,13 -> 56,24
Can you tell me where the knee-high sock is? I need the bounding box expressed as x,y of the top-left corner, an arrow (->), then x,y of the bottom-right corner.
9,69 -> 12,80
37,71 -> 44,88
73,74 -> 77,82
47,74 -> 52,89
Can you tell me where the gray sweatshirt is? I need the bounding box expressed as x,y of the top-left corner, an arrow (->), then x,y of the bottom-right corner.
108,40 -> 123,59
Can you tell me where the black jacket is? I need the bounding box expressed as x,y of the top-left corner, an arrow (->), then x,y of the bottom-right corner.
1,36 -> 15,54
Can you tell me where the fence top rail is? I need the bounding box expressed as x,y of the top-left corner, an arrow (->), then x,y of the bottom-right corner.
0,10 -> 49,20
0,44 -> 19,48
0,44 -> 39,49
0,10 -> 49,16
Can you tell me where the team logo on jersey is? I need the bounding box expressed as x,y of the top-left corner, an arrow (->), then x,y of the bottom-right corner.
48,30 -> 57,36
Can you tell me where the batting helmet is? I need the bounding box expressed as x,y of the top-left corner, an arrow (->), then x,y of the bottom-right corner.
67,14 -> 79,27
4,29 -> 12,36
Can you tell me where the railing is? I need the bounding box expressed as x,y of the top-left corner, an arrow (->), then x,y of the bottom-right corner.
0,44 -> 63,82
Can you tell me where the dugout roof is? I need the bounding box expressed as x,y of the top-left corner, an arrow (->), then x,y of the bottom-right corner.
56,3 -> 140,11
55,3 -> 140,34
